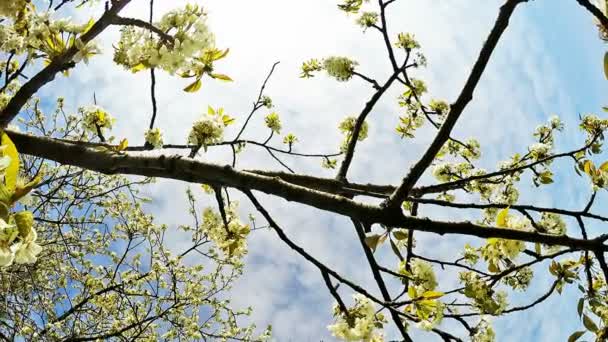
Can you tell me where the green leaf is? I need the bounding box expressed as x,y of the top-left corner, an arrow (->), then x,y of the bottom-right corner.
604,51 -> 608,80
583,314 -> 598,332
577,298 -> 584,318
420,291 -> 444,300
82,18 -> 95,35
584,160 -> 594,176
496,207 -> 509,227
183,79 -> 202,93
567,331 -> 585,342
222,115 -> 236,126
116,138 -> 128,152
131,63 -> 146,73
407,286 -> 417,299
535,243 -> 541,255
210,73 -> 233,82
1,132 -> 19,191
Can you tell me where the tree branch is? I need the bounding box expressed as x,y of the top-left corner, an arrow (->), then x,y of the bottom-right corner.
386,0 -> 528,207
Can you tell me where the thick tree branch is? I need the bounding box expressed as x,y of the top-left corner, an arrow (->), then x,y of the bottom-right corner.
9,131 -> 608,252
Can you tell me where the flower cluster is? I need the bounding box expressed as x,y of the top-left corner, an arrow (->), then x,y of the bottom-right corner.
533,115 -> 563,146
79,105 -> 115,134
264,112 -> 282,134
502,267 -> 533,290
405,285 -> 444,331
432,162 -> 474,183
580,114 -> 608,137
144,128 -> 164,149
323,57 -> 359,81
283,133 -> 298,147
395,32 -> 420,50
300,57 -> 359,81
460,272 -> 508,315
327,294 -> 386,342
528,142 -> 552,161
463,244 -> 480,265
471,318 -> 496,342
428,99 -> 450,116
0,8 -> 100,66
188,106 -> 234,150
114,4 -> 215,76
0,0 -> 27,18
396,109 -> 424,138
200,203 -> 250,261
538,212 -> 566,235
356,12 -> 379,29
0,212 -> 42,267
480,211 -> 529,272
337,0 -> 370,14
438,138 -> 481,160
406,258 -> 438,292
339,116 -> 369,152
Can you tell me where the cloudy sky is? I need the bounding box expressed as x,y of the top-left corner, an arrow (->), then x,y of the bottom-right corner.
37,0 -> 608,340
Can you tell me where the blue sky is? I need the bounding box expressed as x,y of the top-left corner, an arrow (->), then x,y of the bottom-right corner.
33,0 -> 608,341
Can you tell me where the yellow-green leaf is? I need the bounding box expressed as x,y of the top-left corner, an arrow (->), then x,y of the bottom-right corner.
584,160 -> 594,176
408,286 -> 417,299
82,18 -> 95,35
210,73 -> 233,82
599,161 -> 608,172
604,51 -> 608,80
212,48 -> 230,61
222,115 -> 235,126
1,132 -> 19,191
496,207 -> 509,227
183,79 -> 202,93
131,63 -> 146,73
116,138 -> 129,152
208,105 -> 216,115
420,291 -> 444,300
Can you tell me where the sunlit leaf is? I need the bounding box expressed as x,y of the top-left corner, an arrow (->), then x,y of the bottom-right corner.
183,79 -> 202,92
131,63 -> 146,73
210,73 -> 233,82
420,291 -> 444,300
584,160 -> 594,176
116,138 -> 129,152
1,132 -> 19,191
82,18 -> 95,35
496,207 -> 509,227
